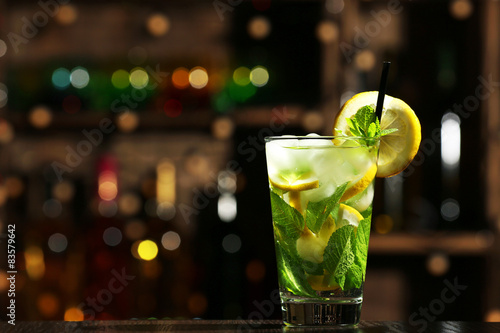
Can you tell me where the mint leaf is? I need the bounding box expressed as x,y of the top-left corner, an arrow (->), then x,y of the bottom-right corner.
323,225 -> 355,290
345,104 -> 398,145
270,191 -> 304,241
305,182 -> 348,234
361,206 -> 372,219
353,217 -> 371,273
344,264 -> 363,290
276,245 -> 317,298
303,260 -> 324,276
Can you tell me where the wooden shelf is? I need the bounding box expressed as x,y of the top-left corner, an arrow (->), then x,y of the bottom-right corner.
369,232 -> 493,256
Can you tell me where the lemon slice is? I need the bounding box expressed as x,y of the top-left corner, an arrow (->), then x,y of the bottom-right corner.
269,174 -> 319,192
340,164 -> 377,202
335,204 -> 364,229
307,274 -> 340,291
333,91 -> 421,178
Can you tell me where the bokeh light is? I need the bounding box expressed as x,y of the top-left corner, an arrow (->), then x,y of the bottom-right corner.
111,69 -> 130,89
70,67 -> 90,89
249,66 -> 269,87
117,192 -> 141,216
0,83 -> 7,108
29,106 -> 53,129
164,99 -> 183,117
212,117 -> 234,140
5,176 -> 24,198
146,13 -> 170,37
103,227 -> 123,247
62,95 -> 82,114
316,21 -> 339,44
187,293 -> 208,316
37,293 -> 60,318
441,198 -> 460,221
64,307 -> 84,321
426,253 -> 450,276
325,0 -> 345,14
246,259 -> 266,282
0,119 -> 14,143
189,67 -> 209,89
98,200 -> 118,217
374,214 -> 394,234
161,231 -> 181,251
157,201 -> 176,221
450,0 -> 473,20
218,194 -> 237,222
233,67 -> 251,86
0,39 -> 6,57
355,50 -> 376,72
130,68 -> 149,89
228,81 -> 257,102
48,233 -> 68,253
52,181 -> 75,203
25,246 -> 45,280
137,240 -> 158,261
117,111 -> 139,133
222,234 -> 242,253
247,16 -> 271,39
98,171 -> 118,201
172,67 -> 190,89
55,4 -> 78,25
124,220 -> 147,240
43,199 -> 63,218
52,68 -> 71,90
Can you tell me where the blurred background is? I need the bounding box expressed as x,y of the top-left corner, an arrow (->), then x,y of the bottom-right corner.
0,0 -> 499,323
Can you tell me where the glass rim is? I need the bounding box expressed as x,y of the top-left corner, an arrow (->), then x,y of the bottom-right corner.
265,135 -> 380,142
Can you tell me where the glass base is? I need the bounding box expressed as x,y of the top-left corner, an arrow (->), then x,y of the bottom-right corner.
282,300 -> 362,327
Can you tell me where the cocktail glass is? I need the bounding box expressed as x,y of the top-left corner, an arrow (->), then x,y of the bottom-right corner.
265,135 -> 379,327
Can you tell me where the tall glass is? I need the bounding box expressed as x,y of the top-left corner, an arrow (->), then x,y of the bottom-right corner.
265,136 -> 379,327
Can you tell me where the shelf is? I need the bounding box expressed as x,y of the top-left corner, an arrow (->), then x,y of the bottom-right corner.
368,232 -> 493,256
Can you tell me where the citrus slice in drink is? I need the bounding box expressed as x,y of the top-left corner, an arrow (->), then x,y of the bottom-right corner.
334,204 -> 364,229
333,91 -> 421,178
269,173 -> 319,212
340,164 -> 377,202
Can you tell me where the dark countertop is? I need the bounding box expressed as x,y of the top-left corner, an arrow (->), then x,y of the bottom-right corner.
1,320 -> 500,332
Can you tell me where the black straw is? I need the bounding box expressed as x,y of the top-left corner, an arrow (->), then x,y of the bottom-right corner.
375,61 -> 391,120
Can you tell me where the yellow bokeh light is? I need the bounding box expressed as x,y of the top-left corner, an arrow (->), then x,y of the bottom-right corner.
374,214 -> 394,234
64,307 -> 84,321
172,67 -> 190,89
29,106 -> 53,129
137,240 -> 158,261
189,67 -> 209,89
233,67 -> 251,86
25,246 -> 45,280
130,68 -> 149,89
189,67 -> 208,89
250,66 -> 269,87
247,16 -> 271,40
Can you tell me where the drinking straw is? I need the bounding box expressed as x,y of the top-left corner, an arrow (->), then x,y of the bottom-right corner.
375,61 -> 391,121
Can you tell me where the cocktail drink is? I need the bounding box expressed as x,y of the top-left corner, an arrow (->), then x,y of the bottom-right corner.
264,91 -> 421,326
265,135 -> 378,326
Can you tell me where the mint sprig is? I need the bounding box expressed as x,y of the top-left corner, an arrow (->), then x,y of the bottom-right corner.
344,105 -> 398,146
